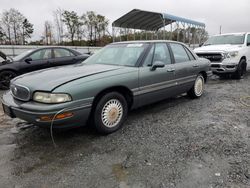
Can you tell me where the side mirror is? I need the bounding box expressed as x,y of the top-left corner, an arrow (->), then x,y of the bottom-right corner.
199,43 -> 204,47
150,61 -> 165,71
247,42 -> 250,46
24,57 -> 32,64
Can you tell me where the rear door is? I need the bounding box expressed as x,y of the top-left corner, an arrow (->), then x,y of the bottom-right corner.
137,43 -> 177,106
168,43 -> 198,93
50,48 -> 78,67
19,48 -> 52,74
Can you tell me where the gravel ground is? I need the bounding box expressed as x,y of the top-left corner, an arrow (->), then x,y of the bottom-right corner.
0,73 -> 249,188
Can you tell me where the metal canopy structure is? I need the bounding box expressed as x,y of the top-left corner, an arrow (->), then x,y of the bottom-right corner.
112,9 -> 206,45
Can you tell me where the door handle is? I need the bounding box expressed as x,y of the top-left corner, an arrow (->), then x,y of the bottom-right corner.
193,65 -> 199,68
167,68 -> 175,72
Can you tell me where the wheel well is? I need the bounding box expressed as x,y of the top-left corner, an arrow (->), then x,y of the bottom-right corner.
199,71 -> 207,83
0,69 -> 17,74
92,86 -> 134,110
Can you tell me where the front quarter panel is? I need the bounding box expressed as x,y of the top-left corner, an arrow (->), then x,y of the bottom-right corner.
53,67 -> 139,106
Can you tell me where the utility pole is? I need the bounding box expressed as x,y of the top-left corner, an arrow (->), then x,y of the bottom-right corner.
219,25 -> 222,35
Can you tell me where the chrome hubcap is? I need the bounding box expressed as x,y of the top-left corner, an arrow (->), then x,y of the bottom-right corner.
101,99 -> 123,128
194,76 -> 204,96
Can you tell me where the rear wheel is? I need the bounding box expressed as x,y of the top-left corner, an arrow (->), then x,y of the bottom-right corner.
188,74 -> 205,98
93,92 -> 128,134
0,70 -> 16,90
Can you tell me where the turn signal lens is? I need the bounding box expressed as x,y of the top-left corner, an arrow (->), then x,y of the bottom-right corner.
38,112 -> 74,122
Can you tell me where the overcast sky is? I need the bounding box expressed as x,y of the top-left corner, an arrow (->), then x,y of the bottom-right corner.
0,0 -> 249,40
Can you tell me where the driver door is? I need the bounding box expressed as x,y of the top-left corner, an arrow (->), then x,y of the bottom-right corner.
137,43 -> 176,106
19,49 -> 52,74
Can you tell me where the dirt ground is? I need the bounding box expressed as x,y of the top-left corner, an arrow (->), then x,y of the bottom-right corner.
0,73 -> 249,188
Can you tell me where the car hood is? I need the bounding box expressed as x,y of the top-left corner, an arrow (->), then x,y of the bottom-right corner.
194,44 -> 243,53
12,63 -> 123,91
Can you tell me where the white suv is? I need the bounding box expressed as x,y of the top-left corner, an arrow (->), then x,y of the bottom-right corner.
194,32 -> 250,79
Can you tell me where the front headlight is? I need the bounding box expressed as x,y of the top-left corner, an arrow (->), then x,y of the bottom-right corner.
224,51 -> 239,58
33,92 -> 72,104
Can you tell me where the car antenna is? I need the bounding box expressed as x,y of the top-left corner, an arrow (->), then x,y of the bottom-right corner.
50,108 -> 69,148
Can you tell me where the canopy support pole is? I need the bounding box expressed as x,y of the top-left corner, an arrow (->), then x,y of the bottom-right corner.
112,27 -> 115,42
119,28 -> 122,42
183,23 -> 186,43
188,25 -> 191,47
163,19 -> 166,40
170,22 -> 173,40
177,22 -> 180,42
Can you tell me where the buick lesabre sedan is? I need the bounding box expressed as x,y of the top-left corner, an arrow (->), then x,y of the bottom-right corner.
2,41 -> 211,134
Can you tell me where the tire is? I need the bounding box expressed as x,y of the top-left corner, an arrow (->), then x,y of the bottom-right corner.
0,70 -> 16,90
233,59 -> 246,79
92,92 -> 128,134
188,74 -> 205,99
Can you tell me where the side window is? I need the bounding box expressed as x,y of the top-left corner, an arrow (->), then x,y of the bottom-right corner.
247,34 -> 250,44
153,43 -> 171,65
184,47 -> 196,60
54,49 -> 75,58
29,49 -> 52,60
170,43 -> 190,63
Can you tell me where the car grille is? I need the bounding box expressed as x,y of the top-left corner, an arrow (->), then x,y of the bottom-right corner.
196,53 -> 223,62
10,84 -> 30,101
211,64 -> 221,68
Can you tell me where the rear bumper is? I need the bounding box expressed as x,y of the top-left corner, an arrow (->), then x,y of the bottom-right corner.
1,91 -> 92,129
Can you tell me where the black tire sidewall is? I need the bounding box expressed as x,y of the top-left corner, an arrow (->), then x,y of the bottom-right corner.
234,59 -> 245,79
0,70 -> 16,90
93,92 -> 128,134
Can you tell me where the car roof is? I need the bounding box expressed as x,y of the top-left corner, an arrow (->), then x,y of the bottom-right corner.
112,40 -> 186,45
32,46 -> 73,50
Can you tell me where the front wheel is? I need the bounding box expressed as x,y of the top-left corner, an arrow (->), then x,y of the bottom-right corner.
233,59 -> 246,79
187,74 -> 205,99
0,70 -> 16,90
93,92 -> 128,134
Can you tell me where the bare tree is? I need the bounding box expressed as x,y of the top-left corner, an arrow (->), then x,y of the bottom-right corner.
44,21 -> 53,45
0,26 -> 6,44
9,9 -> 24,44
1,10 -> 12,44
82,11 -> 109,46
82,11 -> 96,45
1,9 -> 34,44
53,8 -> 64,44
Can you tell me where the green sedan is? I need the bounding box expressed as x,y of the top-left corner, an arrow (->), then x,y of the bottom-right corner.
1,41 -> 212,134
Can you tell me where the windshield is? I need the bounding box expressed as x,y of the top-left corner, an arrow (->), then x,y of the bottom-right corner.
13,50 -> 33,61
84,43 -> 148,67
204,34 -> 245,46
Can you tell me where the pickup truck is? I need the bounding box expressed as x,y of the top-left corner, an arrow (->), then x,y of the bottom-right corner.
194,32 -> 250,79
